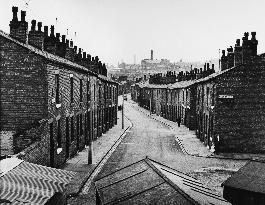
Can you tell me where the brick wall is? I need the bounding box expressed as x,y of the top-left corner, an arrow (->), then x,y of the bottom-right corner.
215,63 -> 265,153
15,121 -> 49,165
0,32 -> 118,167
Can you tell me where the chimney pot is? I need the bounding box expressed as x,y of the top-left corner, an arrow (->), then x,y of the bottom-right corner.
74,46 -> 77,53
62,35 -> 66,43
70,40 -> 73,48
12,6 -> 18,21
21,11 -> 26,22
37,22 -> 42,32
222,50 -> 226,56
44,26 -> 48,36
31,20 -> 36,31
78,48 -> 82,54
87,54 -> 91,61
236,39 -> 240,46
56,33 -> 60,41
83,52 -> 86,59
50,25 -> 55,37
251,32 -> 256,40
66,39 -> 69,47
244,32 -> 249,39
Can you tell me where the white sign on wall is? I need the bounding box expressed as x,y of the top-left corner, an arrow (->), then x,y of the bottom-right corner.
218,95 -> 234,99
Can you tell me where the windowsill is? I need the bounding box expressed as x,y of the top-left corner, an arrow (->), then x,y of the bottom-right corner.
56,104 -> 61,108
57,148 -> 62,154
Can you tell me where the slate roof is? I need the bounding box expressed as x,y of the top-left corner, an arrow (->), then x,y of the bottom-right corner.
0,30 -> 117,84
222,160 -> 265,195
0,158 -> 76,204
95,157 -> 230,205
135,55 -> 265,90
137,66 -> 236,90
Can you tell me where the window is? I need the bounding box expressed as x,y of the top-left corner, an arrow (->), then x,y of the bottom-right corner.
80,79 -> 83,102
57,119 -> 62,148
55,74 -> 60,104
70,76 -> 74,103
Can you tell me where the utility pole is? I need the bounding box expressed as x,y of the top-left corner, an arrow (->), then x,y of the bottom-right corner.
150,94 -> 152,115
88,113 -> 92,164
218,49 -> 221,71
122,89 -> 124,129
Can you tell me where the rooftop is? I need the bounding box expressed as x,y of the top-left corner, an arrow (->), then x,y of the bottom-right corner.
95,157 -> 230,205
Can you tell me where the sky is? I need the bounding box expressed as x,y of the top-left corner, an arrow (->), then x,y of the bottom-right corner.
0,0 -> 265,66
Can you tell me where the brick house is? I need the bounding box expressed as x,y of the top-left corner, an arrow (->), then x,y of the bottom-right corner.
0,7 -> 118,167
132,32 -> 265,154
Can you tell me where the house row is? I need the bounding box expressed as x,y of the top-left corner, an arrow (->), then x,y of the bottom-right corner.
132,31 -> 265,154
0,7 -> 118,168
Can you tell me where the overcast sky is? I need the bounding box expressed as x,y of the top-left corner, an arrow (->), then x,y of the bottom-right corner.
0,0 -> 265,66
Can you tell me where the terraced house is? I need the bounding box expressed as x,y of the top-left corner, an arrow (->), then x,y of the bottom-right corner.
0,7 -> 118,168
132,31 -> 265,154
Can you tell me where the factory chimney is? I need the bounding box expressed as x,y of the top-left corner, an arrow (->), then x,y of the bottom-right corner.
151,49 -> 153,60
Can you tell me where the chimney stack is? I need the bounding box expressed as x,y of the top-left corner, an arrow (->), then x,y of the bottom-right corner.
251,32 -> 258,56
151,50 -> 153,60
55,33 -> 67,57
65,40 -> 75,61
9,7 -> 28,43
227,46 -> 234,69
242,32 -> 252,64
28,20 -> 44,50
62,35 -> 66,43
44,25 -> 57,54
234,39 -> 242,66
37,22 -> 42,32
55,33 -> 60,42
221,50 -> 228,71
44,26 -> 48,36
87,54 -> 91,62
50,25 -> 55,37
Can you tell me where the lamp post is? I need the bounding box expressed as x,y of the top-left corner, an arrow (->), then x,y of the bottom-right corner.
88,110 -> 92,164
122,89 -> 124,129
149,94 -> 152,115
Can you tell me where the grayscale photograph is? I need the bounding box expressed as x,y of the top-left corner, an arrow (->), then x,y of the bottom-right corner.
0,0 -> 264,204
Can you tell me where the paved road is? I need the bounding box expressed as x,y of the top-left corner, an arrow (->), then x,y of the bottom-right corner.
96,100 -> 246,196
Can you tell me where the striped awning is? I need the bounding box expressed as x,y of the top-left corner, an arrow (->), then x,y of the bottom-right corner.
0,158 -> 76,204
